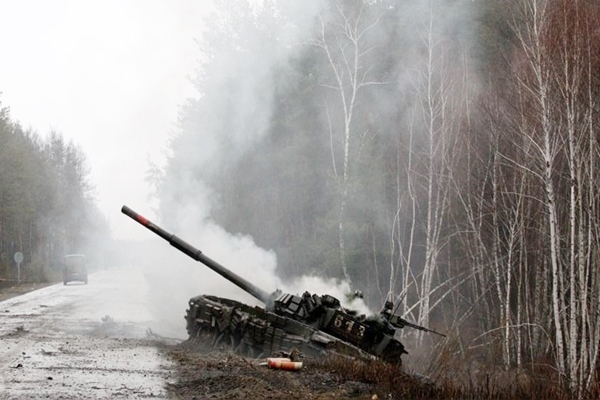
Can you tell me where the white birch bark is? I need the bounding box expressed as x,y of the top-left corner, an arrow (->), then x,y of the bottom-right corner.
417,2 -> 448,331
512,0 -> 566,375
314,2 -> 385,286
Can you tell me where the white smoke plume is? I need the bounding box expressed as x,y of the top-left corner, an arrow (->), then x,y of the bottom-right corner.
137,0 -> 472,339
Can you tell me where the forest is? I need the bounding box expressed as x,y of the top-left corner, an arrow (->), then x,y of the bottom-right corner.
0,104 -> 105,282
152,0 -> 600,395
1,0 -> 599,396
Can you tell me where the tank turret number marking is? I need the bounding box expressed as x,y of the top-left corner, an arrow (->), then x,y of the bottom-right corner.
332,314 -> 366,340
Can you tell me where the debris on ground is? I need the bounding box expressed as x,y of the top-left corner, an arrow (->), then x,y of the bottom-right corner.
265,357 -> 303,371
163,338 -> 438,399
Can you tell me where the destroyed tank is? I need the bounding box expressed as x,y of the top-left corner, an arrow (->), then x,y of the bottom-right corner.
122,205 -> 444,364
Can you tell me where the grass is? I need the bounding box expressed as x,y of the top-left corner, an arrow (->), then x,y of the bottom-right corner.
308,352 -> 597,399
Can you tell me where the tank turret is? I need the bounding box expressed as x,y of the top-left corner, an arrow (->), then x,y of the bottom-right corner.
122,205 -> 444,364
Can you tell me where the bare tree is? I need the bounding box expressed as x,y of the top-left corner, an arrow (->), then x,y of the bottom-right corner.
490,0 -> 600,391
313,0 -> 386,286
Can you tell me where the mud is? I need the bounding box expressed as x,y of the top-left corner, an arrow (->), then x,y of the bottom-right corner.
165,345 -> 383,400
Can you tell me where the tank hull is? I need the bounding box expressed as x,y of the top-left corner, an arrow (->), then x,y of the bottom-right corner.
185,294 -> 380,361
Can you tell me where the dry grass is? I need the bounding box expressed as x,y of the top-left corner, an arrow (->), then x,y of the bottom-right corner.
169,337 -> 600,399
308,352 -> 598,399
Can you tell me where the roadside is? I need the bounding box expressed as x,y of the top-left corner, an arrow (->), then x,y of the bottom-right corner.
0,274 -> 439,399
166,348 -> 374,399
164,339 -> 436,399
0,279 -> 391,399
0,281 -> 57,302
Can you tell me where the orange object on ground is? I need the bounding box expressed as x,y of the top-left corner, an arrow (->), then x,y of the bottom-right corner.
266,357 -> 303,371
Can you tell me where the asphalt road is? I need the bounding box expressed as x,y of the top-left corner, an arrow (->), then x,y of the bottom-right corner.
0,267 -> 176,399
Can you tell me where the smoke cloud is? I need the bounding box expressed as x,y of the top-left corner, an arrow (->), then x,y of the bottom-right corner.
135,0 -> 474,339
135,1 -> 380,338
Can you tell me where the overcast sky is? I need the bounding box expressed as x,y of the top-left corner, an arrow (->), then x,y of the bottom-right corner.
0,0 -> 211,239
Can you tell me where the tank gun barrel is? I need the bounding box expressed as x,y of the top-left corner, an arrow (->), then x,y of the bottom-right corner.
121,205 -> 271,304
387,314 -> 446,337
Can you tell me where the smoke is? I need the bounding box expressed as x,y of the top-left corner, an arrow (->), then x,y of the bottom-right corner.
136,216 -> 373,338
137,0 -> 475,339
132,2 -> 355,339
139,178 -> 370,338
173,0 -> 325,176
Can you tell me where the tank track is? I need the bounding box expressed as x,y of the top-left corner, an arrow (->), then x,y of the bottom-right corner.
185,294 -> 378,360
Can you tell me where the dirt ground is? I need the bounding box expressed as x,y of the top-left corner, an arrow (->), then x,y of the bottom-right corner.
163,342 -> 410,400
159,331 -> 445,400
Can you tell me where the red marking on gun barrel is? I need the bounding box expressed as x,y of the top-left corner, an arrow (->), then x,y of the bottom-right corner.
137,214 -> 149,226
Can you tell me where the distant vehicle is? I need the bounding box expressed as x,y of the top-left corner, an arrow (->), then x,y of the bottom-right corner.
63,254 -> 88,285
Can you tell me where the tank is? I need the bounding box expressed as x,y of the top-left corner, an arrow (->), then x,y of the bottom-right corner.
122,205 -> 445,364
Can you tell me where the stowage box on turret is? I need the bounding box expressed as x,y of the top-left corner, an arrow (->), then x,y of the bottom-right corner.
122,205 -> 444,364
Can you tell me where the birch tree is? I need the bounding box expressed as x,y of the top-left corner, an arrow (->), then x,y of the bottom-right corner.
409,2 -> 463,330
313,0 -> 387,286
547,0 -> 600,392
510,0 -> 567,376
497,0 -> 600,390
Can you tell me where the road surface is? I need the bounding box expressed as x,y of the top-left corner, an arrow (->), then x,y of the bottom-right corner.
0,267 -> 176,399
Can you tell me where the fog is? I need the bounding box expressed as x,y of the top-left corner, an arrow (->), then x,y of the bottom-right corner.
129,0 -> 474,338
1,0 -> 475,341
0,0 -> 206,240
118,0 -> 353,337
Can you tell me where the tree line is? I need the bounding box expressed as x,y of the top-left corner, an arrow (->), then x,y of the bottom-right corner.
154,0 -> 599,392
0,101 -> 103,282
